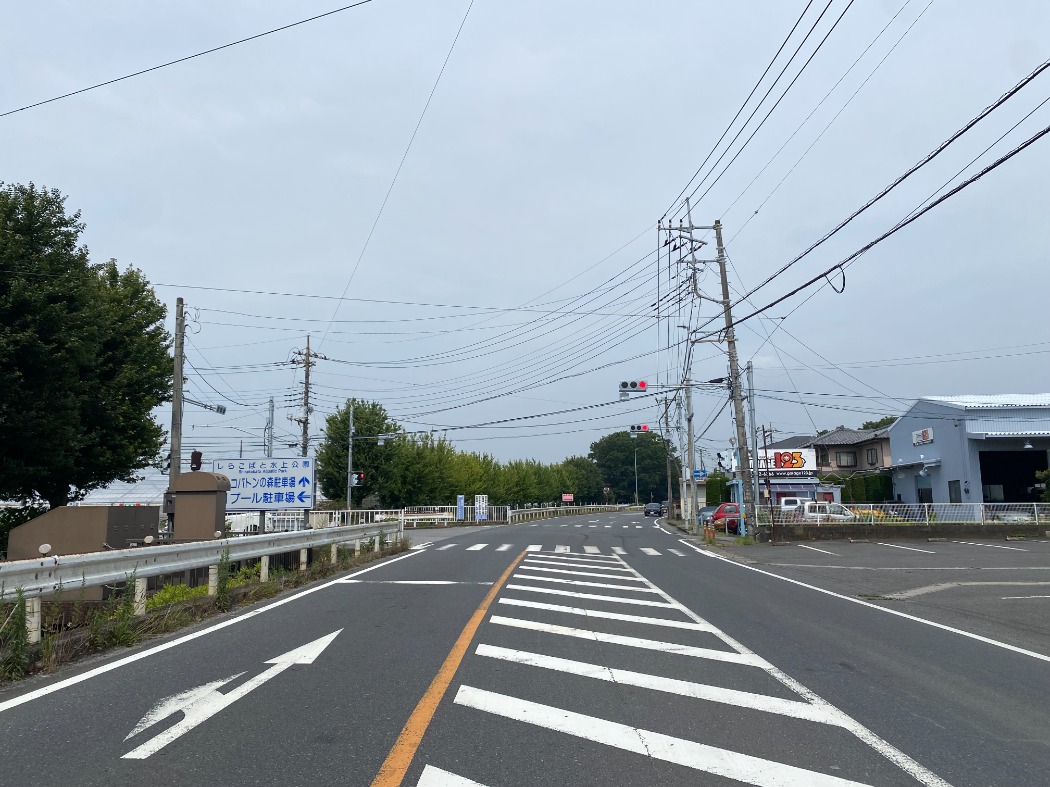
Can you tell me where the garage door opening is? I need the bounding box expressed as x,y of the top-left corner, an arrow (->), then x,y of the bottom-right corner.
979,450 -> 1048,502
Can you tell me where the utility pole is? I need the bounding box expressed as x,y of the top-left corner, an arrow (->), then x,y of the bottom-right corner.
346,402 -> 354,512
168,297 -> 186,491
762,425 -> 777,543
661,398 -> 674,515
747,361 -> 760,514
265,397 -> 275,458
714,220 -> 756,534
684,379 -> 696,532
290,336 -> 325,458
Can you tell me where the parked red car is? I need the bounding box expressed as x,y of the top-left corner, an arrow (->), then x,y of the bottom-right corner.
711,503 -> 740,532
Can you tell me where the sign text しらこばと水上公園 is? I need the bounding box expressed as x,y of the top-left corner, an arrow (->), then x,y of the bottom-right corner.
212,458 -> 316,511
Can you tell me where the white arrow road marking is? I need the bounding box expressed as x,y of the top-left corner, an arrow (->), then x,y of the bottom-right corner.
417,764 -> 491,786
122,630 -> 341,760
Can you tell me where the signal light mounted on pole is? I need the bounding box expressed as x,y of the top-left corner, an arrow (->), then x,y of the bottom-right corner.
629,424 -> 649,439
350,471 -> 365,487
619,380 -> 647,400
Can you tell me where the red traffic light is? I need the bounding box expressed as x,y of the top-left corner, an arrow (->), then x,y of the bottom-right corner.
638,381 -> 647,390
641,424 -> 648,431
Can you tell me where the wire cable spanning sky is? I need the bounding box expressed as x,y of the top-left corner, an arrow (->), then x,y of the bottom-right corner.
4,0 -> 1049,471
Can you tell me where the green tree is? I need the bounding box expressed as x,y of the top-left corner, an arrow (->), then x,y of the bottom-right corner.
0,183 -> 171,508
860,416 -> 897,430
1036,469 -> 1050,503
315,399 -> 400,505
588,431 -> 678,504
561,456 -> 604,504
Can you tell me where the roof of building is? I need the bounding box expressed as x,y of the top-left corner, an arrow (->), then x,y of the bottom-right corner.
922,394 -> 1050,409
767,436 -> 815,449
809,427 -> 889,446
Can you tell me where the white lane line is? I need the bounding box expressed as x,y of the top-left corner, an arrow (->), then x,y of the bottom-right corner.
340,580 -> 492,585
889,581 -> 1050,599
583,546 -> 602,554
531,552 -> 621,564
0,550 -> 427,716
454,687 -> 872,787
554,545 -> 571,553
954,540 -> 1028,552
417,764 -> 490,787
410,543 -> 433,550
513,574 -> 661,593
465,544 -> 488,551
526,544 -> 542,552
635,525 -> 643,529
875,542 -> 936,554
497,598 -> 708,631
574,524 -> 584,528
489,616 -> 758,665
798,544 -> 838,556
524,558 -> 633,573
436,544 -> 458,551
1002,595 -> 1050,599
677,537 -> 1050,666
504,585 -> 676,608
588,520 -> 600,523
496,544 -> 513,552
611,547 -> 627,555
518,566 -> 647,582
477,643 -> 839,724
639,547 -> 661,556
560,524 -> 568,527
668,549 -> 686,556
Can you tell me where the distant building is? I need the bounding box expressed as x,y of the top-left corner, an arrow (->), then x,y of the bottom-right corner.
810,427 -> 893,474
888,395 -> 1050,504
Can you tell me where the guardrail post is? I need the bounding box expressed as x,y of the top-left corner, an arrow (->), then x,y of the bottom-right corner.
26,596 -> 42,644
134,577 -> 148,617
260,555 -> 269,583
923,504 -> 931,529
330,543 -> 338,564
299,548 -> 308,572
208,565 -> 219,597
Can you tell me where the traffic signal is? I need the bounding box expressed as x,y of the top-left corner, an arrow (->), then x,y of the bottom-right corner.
162,452 -> 171,472
629,425 -> 649,438
350,471 -> 365,486
619,380 -> 647,393
190,450 -> 203,471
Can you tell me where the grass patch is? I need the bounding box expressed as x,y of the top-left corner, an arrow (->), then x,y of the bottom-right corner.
734,536 -> 756,546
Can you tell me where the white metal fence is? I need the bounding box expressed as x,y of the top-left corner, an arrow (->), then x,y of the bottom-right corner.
760,501 -> 1050,525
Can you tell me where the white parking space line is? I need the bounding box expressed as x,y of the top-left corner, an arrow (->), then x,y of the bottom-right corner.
1001,595 -> 1050,600
875,543 -> 935,554
454,687 -> 872,787
476,644 -> 840,724
639,547 -> 661,556
513,574 -> 661,593
798,545 -> 839,556
496,544 -> 513,552
954,540 -> 1028,552
466,544 -> 487,551
436,544 -> 458,551
611,547 -> 627,555
416,764 -> 490,787
488,617 -> 758,664
583,546 -> 602,554
526,544 -> 541,552
504,585 -> 676,608
497,599 -> 711,631
517,566 -> 648,581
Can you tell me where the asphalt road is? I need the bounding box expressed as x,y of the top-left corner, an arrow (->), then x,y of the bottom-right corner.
1,511 -> 1047,786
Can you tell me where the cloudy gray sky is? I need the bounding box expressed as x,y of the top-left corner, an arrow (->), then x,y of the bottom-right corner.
4,0 -> 1049,496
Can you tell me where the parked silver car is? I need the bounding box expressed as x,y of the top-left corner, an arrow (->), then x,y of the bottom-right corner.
792,501 -> 856,523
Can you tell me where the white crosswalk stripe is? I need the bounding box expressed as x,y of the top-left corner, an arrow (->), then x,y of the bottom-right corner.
416,764 -> 490,787
504,584 -> 676,608
497,598 -> 720,631
668,548 -> 686,556
525,544 -> 541,551
517,565 -> 647,581
465,544 -> 487,551
611,546 -> 627,555
639,547 -> 660,555
524,558 -> 633,572
436,544 -> 457,550
583,546 -> 601,554
495,544 -> 512,552
513,574 -> 662,593
554,544 -> 570,553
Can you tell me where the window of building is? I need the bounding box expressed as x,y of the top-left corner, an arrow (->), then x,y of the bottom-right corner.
866,447 -> 879,466
835,451 -> 858,468
948,480 -> 961,503
816,447 -> 829,466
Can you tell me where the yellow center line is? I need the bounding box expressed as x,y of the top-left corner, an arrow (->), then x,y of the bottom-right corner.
370,550 -> 526,787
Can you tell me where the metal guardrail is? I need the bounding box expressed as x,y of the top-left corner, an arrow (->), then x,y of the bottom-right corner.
0,520 -> 403,601
509,505 -> 635,522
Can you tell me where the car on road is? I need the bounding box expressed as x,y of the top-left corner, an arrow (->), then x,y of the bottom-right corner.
660,500 -> 669,515
791,501 -> 856,523
711,502 -> 741,532
643,503 -> 662,517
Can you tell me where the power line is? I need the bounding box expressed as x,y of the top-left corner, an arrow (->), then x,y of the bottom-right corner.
320,0 -> 475,345
1,0 -> 377,118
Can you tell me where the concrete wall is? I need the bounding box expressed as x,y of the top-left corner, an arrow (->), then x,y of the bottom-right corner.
888,401 -> 968,504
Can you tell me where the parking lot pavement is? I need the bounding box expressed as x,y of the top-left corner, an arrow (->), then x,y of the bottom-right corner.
714,537 -> 1050,657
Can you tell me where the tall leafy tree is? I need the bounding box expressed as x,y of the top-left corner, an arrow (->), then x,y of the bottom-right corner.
588,431 -> 678,504
315,398 -> 400,505
0,183 -> 172,508
860,416 -> 897,430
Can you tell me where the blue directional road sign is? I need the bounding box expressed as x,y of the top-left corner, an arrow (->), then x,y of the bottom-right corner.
213,457 -> 316,511
693,468 -> 708,481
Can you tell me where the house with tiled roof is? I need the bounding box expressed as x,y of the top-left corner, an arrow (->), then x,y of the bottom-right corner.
810,426 -> 892,474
